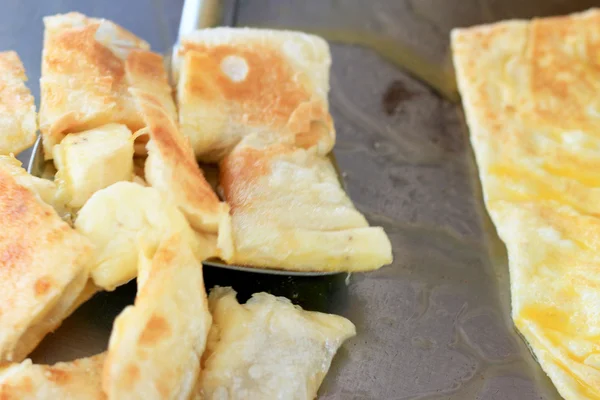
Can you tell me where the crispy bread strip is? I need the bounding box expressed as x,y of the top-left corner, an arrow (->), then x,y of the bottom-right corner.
0,164 -> 91,362
131,87 -> 230,238
197,287 -> 355,400
127,53 -> 231,249
103,235 -> 211,400
0,51 -> 36,156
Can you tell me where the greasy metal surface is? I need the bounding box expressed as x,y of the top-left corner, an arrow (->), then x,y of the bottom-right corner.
5,0 -> 599,398
234,1 -> 597,399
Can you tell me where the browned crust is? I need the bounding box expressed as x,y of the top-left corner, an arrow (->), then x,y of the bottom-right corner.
180,44 -> 313,128
125,50 -> 176,122
219,141 -> 295,211
127,47 -> 226,232
131,88 -> 222,214
0,164 -> 91,361
0,51 -> 36,155
176,28 -> 335,160
102,235 -> 211,399
0,354 -> 106,399
39,12 -> 150,158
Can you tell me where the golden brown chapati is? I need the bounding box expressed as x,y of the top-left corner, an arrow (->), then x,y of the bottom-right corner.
453,8 -> 600,399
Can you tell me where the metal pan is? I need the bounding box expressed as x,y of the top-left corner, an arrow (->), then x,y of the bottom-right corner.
17,0 -> 600,398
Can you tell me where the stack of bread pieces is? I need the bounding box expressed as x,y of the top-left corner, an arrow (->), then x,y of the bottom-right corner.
0,12 -> 392,400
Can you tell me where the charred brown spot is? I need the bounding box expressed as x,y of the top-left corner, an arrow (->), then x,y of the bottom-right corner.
49,23 -> 125,80
34,278 -> 52,297
154,246 -> 176,266
156,381 -> 171,399
46,367 -> 71,384
0,242 -> 27,269
121,363 -> 140,390
295,120 -> 328,149
127,364 -> 140,380
139,314 -> 171,345
136,90 -> 220,208
20,377 -> 34,393
0,376 -> 33,399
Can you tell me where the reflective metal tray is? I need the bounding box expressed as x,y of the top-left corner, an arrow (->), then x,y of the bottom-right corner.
7,0 -> 600,398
